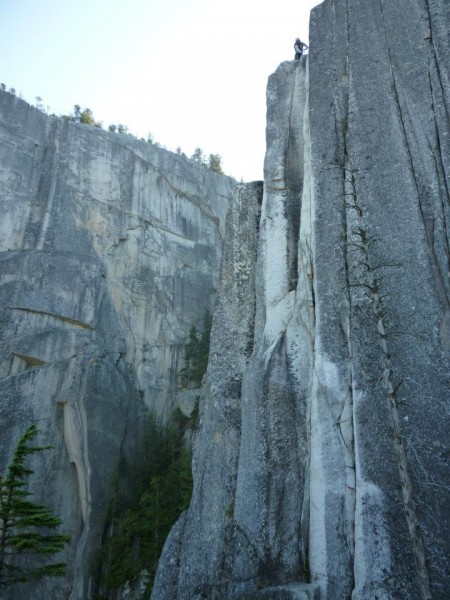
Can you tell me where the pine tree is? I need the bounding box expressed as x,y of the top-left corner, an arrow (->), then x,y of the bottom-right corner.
178,311 -> 212,389
97,414 -> 193,594
73,104 -> 81,121
0,425 -> 70,587
208,153 -> 223,174
178,326 -> 200,388
196,310 -> 212,382
191,147 -> 205,164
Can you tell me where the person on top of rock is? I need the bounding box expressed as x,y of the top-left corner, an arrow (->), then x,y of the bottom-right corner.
294,38 -> 308,60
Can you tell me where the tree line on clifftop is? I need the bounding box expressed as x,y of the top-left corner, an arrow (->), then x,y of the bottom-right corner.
0,84 -> 224,175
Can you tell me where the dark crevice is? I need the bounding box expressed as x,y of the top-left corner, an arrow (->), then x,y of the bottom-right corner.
421,0 -> 450,298
285,64 -> 304,293
245,181 -> 263,361
9,306 -> 93,330
12,352 -> 47,367
285,191 -> 301,293
340,2 -> 357,592
342,156 -> 357,597
422,0 -> 450,125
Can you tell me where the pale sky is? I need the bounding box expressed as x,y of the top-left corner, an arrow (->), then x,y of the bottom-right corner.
1,0 -> 322,181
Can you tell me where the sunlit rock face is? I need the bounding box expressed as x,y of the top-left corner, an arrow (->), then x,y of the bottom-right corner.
0,91 -> 234,599
153,0 -> 450,598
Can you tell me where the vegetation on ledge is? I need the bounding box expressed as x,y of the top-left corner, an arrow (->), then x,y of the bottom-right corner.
95,412 -> 193,598
95,314 -> 212,597
178,311 -> 212,389
0,85 -> 226,175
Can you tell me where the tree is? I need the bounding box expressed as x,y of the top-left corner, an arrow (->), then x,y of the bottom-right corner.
197,310 -> 212,380
191,147 -> 205,164
178,326 -> 201,388
80,108 -> 95,125
35,97 -> 44,112
73,105 -> 81,121
178,311 -> 212,388
96,413 -> 192,595
69,106 -> 101,127
117,124 -> 128,135
208,153 -> 223,174
0,425 -> 70,587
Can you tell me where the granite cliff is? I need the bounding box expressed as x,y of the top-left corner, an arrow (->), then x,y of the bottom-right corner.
153,0 -> 450,598
0,91 -> 234,599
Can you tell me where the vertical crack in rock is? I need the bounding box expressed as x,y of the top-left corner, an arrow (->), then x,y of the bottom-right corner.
295,60 -> 316,576
36,121 -> 60,250
340,1 -> 357,585
307,0 -> 358,595
341,160 -> 357,587
422,0 -> 450,124
285,65 -> 305,291
345,161 -> 432,600
422,0 -> 450,296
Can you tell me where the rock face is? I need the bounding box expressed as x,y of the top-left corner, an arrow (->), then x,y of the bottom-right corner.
0,91 -> 234,599
151,180 -> 264,600
153,1 -> 450,599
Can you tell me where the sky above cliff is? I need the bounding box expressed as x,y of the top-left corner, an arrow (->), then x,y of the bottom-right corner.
1,0 -> 321,181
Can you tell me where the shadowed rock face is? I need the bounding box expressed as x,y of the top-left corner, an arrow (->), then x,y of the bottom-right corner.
0,92 -> 234,599
153,0 -> 450,598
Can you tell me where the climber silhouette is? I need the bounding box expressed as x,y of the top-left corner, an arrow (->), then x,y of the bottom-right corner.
294,38 -> 308,60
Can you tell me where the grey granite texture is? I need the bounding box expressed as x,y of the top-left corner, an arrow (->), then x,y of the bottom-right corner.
152,181 -> 263,600
153,0 -> 450,598
0,91 -> 233,599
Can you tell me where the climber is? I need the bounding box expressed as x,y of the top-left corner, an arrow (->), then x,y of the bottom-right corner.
294,38 -> 308,60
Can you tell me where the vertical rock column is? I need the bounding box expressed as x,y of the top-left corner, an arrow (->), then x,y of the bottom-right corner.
309,0 -> 450,598
233,58 -> 313,588
152,182 -> 263,599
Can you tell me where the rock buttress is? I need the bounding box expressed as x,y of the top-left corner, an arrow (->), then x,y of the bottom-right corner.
152,182 -> 263,599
